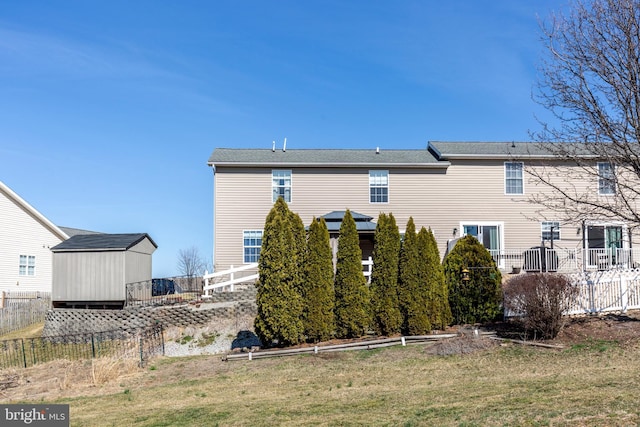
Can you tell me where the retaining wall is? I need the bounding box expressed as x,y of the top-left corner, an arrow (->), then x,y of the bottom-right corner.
43,291 -> 257,337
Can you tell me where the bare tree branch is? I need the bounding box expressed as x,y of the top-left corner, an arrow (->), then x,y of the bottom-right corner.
530,0 -> 640,229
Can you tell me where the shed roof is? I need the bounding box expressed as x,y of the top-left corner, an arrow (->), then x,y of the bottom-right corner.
51,233 -> 157,252
208,148 -> 446,168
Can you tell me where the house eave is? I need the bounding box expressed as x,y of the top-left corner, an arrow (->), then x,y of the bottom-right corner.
209,161 -> 450,169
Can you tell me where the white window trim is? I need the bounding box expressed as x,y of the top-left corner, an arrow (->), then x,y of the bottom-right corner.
584,220 -> 628,269
19,254 -> 36,276
460,221 -> 505,268
597,162 -> 616,196
369,170 -> 389,204
504,161 -> 524,195
272,169 -> 292,203
242,229 -> 263,264
541,221 -> 561,241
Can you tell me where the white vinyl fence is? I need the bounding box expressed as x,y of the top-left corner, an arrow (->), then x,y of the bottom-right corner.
565,269 -> 640,315
0,291 -> 51,335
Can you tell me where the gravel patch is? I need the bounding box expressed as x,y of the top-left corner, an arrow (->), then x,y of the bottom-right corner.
162,315 -> 259,357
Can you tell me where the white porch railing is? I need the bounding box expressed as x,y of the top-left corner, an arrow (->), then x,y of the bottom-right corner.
202,263 -> 259,296
491,248 -> 640,273
363,256 -> 373,283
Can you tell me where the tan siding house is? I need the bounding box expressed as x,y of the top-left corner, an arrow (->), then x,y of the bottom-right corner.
208,142 -> 640,273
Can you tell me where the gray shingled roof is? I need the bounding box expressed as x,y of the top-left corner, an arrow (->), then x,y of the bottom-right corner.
208,148 -> 445,168
428,141 -> 596,159
51,233 -> 157,252
317,211 -> 377,233
58,226 -> 102,238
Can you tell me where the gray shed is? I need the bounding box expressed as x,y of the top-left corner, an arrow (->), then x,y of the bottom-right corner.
51,233 -> 157,309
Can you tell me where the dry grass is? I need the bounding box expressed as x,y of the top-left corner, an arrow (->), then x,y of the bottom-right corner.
0,322 -> 44,340
8,337 -> 636,426
91,357 -> 140,385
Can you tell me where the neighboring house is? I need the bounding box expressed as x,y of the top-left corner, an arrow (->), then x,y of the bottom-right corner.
51,233 -> 157,309
0,181 -> 69,293
207,142 -> 640,274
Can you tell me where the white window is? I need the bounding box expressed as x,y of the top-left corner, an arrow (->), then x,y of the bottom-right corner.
272,170 -> 292,202
598,162 -> 616,195
461,222 -> 504,267
19,255 -> 35,276
243,230 -> 262,263
369,170 -> 389,203
505,162 -> 524,195
541,221 -> 561,241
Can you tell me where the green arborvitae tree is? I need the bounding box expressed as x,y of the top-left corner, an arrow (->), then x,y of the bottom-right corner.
289,211 -> 307,295
418,227 -> 451,330
334,209 -> 370,339
254,198 -> 304,346
398,217 -> 431,335
443,235 -> 502,325
302,217 -> 335,342
370,213 -> 402,336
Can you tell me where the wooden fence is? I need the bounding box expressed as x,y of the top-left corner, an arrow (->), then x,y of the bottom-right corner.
0,291 -> 51,336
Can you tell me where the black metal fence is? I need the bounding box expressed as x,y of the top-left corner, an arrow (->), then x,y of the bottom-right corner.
0,326 -> 164,369
126,276 -> 204,307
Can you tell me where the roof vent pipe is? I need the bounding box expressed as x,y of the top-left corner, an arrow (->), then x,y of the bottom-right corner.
272,141 -> 276,152
283,137 -> 287,152
376,146 -> 380,154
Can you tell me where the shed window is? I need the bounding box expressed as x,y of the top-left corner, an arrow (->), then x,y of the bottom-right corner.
19,255 -> 35,276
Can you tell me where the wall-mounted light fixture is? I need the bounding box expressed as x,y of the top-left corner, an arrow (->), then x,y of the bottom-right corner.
461,268 -> 470,282
453,227 -> 458,237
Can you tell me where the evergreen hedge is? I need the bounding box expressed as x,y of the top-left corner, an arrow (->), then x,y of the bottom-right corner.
334,210 -> 370,339
398,217 -> 431,335
418,227 -> 452,329
254,198 -> 304,346
302,217 -> 336,342
443,235 -> 502,325
370,213 -> 402,336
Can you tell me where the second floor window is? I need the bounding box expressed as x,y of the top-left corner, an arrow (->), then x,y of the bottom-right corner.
19,255 -> 35,276
505,162 -> 524,195
369,170 -> 388,203
598,162 -> 615,195
272,170 -> 292,202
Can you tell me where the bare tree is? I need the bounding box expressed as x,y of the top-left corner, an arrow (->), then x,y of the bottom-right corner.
177,246 -> 206,287
529,0 -> 640,227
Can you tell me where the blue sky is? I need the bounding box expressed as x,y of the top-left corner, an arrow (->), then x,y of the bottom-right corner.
0,0 -> 564,277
